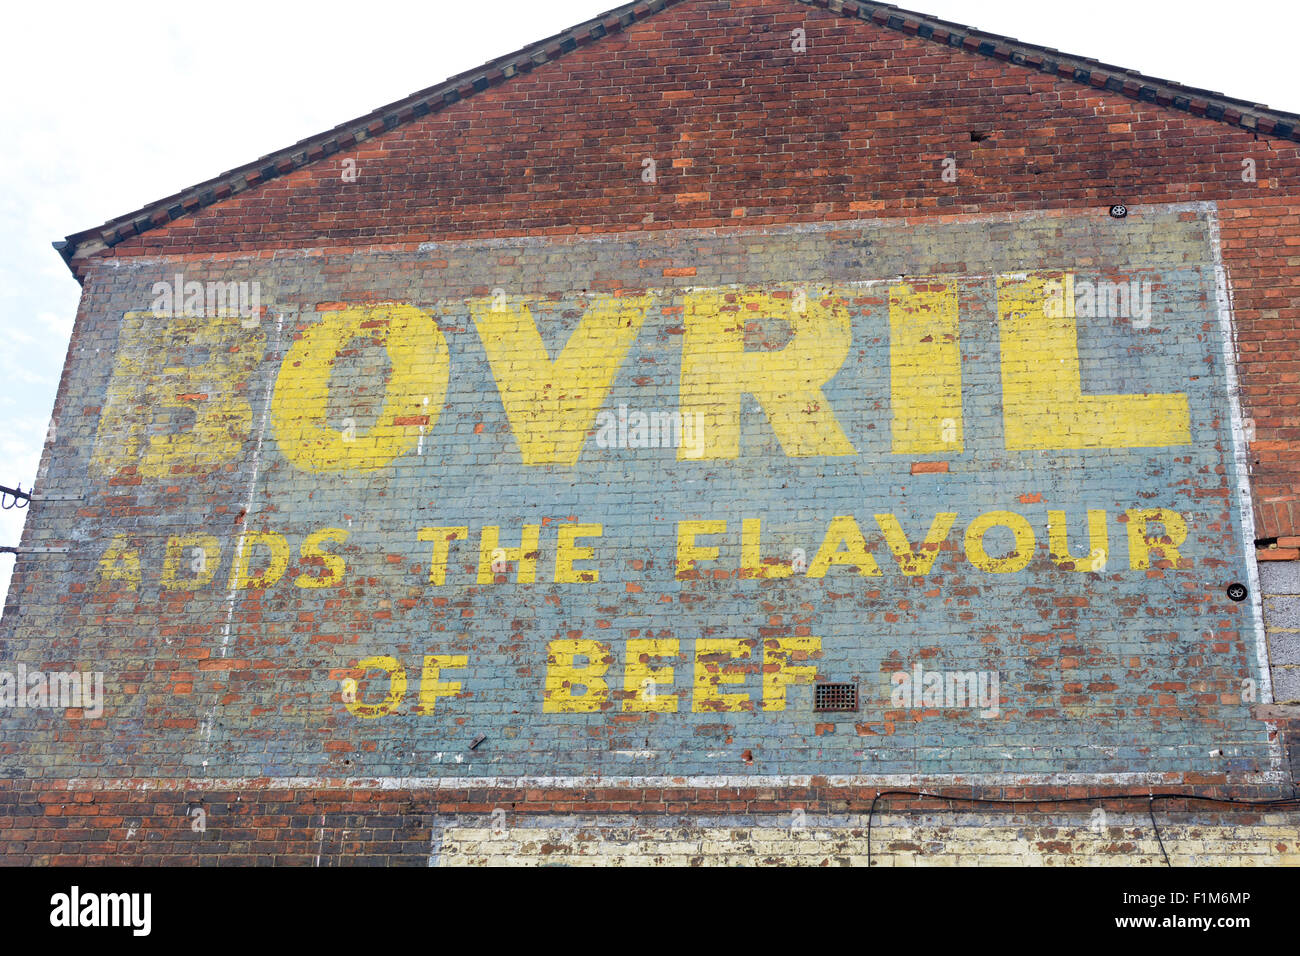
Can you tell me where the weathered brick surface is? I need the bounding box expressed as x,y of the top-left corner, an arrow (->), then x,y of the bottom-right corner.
1262,553 -> 1300,704
433,815 -> 1300,867
1,782 -> 1295,865
85,0 -> 1300,538
2,204 -> 1281,777
5,0 -> 1300,863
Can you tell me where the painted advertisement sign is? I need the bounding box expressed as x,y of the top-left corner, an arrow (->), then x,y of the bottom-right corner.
5,202 -> 1277,784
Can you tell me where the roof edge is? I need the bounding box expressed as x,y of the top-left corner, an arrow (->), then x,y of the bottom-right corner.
57,0 -> 1300,280
57,0 -> 686,278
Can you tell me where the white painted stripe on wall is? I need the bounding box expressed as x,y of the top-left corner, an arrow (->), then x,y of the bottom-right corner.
54,769 -> 1289,792
1206,203 -> 1280,726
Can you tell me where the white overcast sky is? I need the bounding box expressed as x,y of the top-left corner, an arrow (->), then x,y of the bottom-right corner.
0,0 -> 1295,608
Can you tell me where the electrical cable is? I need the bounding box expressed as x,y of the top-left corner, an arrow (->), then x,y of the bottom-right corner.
1148,796 -> 1170,867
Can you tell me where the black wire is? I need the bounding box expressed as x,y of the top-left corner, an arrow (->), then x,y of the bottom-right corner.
863,788 -> 1300,867
867,791 -> 882,866
1149,796 -> 1170,867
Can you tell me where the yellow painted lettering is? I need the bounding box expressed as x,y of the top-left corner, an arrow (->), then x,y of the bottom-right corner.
91,312 -> 264,479
296,527 -> 349,588
417,654 -> 468,714
477,525 -> 541,584
806,516 -> 882,578
965,511 -> 1035,573
875,513 -> 956,576
554,523 -> 602,583
997,274 -> 1190,450
1126,508 -> 1188,569
345,656 -> 406,719
470,294 -> 651,465
890,283 -> 962,454
1048,509 -> 1110,572
96,535 -> 141,591
623,638 -> 679,712
228,532 -> 291,589
160,534 -> 221,590
270,304 -> 450,473
418,526 -> 468,585
676,519 -> 726,578
544,639 -> 612,713
761,637 -> 821,711
741,517 -> 792,578
680,290 -> 855,459
692,638 -> 751,712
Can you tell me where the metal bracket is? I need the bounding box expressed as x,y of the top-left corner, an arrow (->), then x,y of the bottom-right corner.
1,485 -> 82,504
0,546 -> 70,555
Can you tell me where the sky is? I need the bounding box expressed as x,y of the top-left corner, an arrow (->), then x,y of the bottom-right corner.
0,0 -> 1295,609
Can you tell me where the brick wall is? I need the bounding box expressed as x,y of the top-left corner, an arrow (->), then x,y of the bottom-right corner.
85,0 -> 1300,538
3,784 -> 1296,865
5,0 -> 1300,864
1261,561 -> 1300,703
